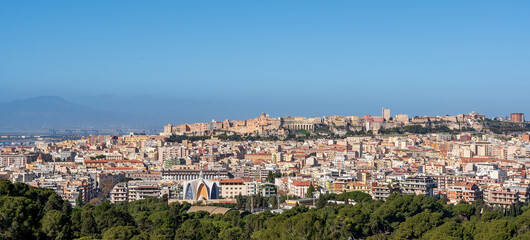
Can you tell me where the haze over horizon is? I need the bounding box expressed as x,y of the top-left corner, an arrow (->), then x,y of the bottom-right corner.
0,95 -> 517,130
2,1 -> 530,127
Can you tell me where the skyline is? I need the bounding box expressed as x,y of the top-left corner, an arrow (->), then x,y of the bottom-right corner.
2,1 -> 530,123
0,95 -> 524,133
3,2 -> 530,239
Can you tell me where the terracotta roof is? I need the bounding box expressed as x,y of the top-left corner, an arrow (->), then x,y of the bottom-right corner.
347,182 -> 366,186
84,159 -> 143,164
107,167 -> 135,171
220,179 -> 244,184
292,181 -> 311,187
461,157 -> 501,163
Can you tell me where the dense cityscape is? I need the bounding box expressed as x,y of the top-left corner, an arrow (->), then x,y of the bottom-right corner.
0,108 -> 530,239
3,1 -> 530,239
2,108 -> 530,239
3,109 -> 530,207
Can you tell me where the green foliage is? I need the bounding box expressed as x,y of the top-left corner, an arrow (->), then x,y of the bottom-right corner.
166,134 -> 209,143
336,191 -> 373,202
484,119 -> 530,134
473,220 -> 518,239
216,134 -> 244,141
174,219 -> 218,239
235,194 -> 279,211
452,203 -> 476,220
422,220 -> 471,240
379,125 -> 455,135
394,211 -> 443,239
119,177 -> 142,183
41,210 -> 71,240
0,196 -> 40,239
167,133 -> 280,143
305,184 -> 315,198
89,155 -> 106,160
76,192 -> 84,207
0,179 -> 68,240
4,180 -> 530,240
297,129 -> 310,135
482,211 -> 503,221
266,171 -> 274,183
102,226 -> 139,240
219,226 -> 243,239
317,191 -> 374,208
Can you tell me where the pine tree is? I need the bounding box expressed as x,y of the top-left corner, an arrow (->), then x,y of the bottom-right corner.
76,190 -> 84,207
305,184 -> 315,198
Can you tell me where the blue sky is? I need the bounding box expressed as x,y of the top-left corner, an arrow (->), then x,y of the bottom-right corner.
1,1 -> 530,124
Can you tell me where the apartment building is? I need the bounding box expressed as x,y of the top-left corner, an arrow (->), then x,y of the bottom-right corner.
161,169 -> 228,181
158,146 -> 189,161
290,180 -> 312,198
109,181 -> 162,203
485,186 -> 530,207
0,154 -> 37,167
400,176 -> 436,197
372,184 -> 401,200
219,178 -> 261,198
447,182 -> 482,203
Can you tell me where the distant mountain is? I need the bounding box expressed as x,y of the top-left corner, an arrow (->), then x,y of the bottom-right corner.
0,96 -> 145,130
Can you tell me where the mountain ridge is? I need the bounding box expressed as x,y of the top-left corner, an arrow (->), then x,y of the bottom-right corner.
0,96 -> 145,130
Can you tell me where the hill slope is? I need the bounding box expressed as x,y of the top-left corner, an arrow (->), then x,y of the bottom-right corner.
0,96 -> 142,129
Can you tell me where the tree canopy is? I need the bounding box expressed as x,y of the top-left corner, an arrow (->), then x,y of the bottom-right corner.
2,179 -> 530,239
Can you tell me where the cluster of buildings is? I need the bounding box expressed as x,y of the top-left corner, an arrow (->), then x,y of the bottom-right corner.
161,110 -> 506,137
0,110 -> 529,209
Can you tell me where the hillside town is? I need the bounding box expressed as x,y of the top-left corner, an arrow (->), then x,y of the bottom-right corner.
162,109 -> 491,137
1,109 -> 530,211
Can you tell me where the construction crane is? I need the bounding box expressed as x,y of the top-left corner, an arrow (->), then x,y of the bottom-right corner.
65,130 -> 74,139
149,129 -> 159,135
80,129 -> 89,136
116,129 -> 125,136
48,129 -> 57,136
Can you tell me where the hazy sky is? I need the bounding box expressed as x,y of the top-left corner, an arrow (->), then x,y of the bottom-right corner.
1,1 -> 530,123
